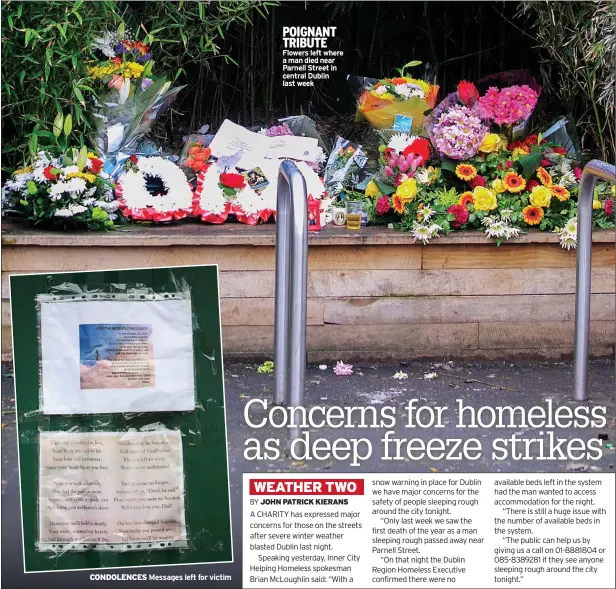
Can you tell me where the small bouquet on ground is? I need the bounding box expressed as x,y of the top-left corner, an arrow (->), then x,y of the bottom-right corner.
2,147 -> 118,231
354,61 -> 439,132
323,137 -> 367,197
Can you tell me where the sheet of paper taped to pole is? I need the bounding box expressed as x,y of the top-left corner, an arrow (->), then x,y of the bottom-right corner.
38,431 -> 187,549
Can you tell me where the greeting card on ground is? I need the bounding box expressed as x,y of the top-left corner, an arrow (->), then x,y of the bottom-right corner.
38,294 -> 196,414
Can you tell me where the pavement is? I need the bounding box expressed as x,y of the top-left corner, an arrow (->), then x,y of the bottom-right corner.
1,359 -> 615,587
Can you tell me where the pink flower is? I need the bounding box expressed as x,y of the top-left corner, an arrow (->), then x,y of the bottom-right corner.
333,361 -> 353,376
376,196 -> 390,215
541,159 -> 551,167
574,167 -> 583,181
384,166 -> 394,177
604,199 -> 613,217
477,84 -> 538,125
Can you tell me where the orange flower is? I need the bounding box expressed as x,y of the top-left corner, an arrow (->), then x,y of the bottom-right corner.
458,191 -> 474,207
392,194 -> 406,214
455,164 -> 477,181
550,185 -> 570,202
536,166 -> 553,187
503,171 -> 526,193
522,205 -> 544,226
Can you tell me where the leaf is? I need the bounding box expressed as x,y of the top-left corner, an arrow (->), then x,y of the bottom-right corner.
24,29 -> 32,47
76,145 -> 88,171
519,152 -> 543,179
52,112 -> 64,138
440,157 -> 458,173
63,114 -> 72,137
73,85 -> 85,106
28,133 -> 38,155
374,180 -> 396,196
402,60 -> 422,69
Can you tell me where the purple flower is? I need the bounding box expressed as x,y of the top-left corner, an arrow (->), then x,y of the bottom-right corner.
432,105 -> 488,160
115,42 -> 127,54
264,123 -> 294,137
141,78 -> 153,91
136,52 -> 151,64
132,47 -> 141,55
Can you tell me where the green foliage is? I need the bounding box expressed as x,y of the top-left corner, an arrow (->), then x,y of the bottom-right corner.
1,0 -> 122,169
517,1 -> 615,162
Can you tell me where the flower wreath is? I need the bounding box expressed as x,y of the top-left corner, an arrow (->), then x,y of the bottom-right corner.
193,160 -> 327,225
115,156 -> 194,222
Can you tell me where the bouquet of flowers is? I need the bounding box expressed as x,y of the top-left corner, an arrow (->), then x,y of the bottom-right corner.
87,32 -> 184,176
323,137 -> 367,196
355,61 -> 439,131
2,149 -> 118,230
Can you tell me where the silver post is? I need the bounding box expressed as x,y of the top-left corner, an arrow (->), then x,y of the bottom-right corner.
574,160 -> 615,402
274,160 -> 308,443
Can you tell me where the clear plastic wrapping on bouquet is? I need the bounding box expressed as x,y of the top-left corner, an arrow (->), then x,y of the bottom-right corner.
92,78 -> 185,177
323,136 -> 367,196
36,282 -> 197,416
37,427 -> 188,554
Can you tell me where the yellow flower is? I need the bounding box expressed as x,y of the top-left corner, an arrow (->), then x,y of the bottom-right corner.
380,92 -> 395,100
14,166 -> 32,175
473,186 -> 497,211
611,185 -> 615,197
491,178 -> 507,194
478,133 -> 505,154
550,185 -> 570,202
512,146 -> 530,159
530,185 -> 552,208
365,179 -> 381,198
593,199 -> 602,210
395,178 -> 417,204
66,172 -> 96,183
536,166 -> 553,187
455,164 -> 477,181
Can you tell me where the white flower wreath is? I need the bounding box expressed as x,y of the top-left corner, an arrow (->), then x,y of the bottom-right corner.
116,157 -> 193,221
193,159 -> 327,224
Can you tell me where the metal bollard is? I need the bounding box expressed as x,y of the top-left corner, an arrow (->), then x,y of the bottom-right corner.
573,159 -> 615,402
274,160 -> 308,443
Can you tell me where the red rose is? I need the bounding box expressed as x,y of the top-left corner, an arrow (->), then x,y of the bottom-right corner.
129,155 -> 138,164
376,196 -> 391,216
523,134 -> 538,146
574,167 -> 582,181
457,80 -> 479,107
506,160 -> 513,169
497,164 -> 503,171
89,158 -> 103,175
526,179 -> 540,190
541,159 -> 551,167
402,137 -> 431,165
508,140 -> 524,151
43,166 -> 59,181
220,172 -> 246,190
447,204 -> 469,228
468,175 -> 486,188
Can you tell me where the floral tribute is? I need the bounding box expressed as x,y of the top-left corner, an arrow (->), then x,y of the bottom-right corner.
356,61 -> 439,131
363,76 -> 614,248
193,160 -> 327,226
2,149 -> 118,230
115,156 -> 194,222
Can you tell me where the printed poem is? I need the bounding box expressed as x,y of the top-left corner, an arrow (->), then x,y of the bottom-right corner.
39,431 -> 186,549
243,473 -> 615,589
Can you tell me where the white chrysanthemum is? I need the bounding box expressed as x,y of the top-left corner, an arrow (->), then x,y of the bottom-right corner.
4,175 -> 29,190
415,167 -> 431,185
49,178 -> 87,197
428,223 -> 441,237
314,146 -> 327,165
503,226 -> 521,239
69,204 -> 87,215
53,208 -> 74,218
374,85 -> 389,96
500,209 -> 513,221
485,220 -> 507,238
560,232 -> 577,250
481,215 -> 496,227
61,165 -> 79,177
387,133 -> 417,154
564,217 -> 577,234
559,171 -> 576,187
418,205 -> 435,221
394,83 -> 425,100
95,200 -> 119,212
82,197 -> 96,206
412,223 -> 432,244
